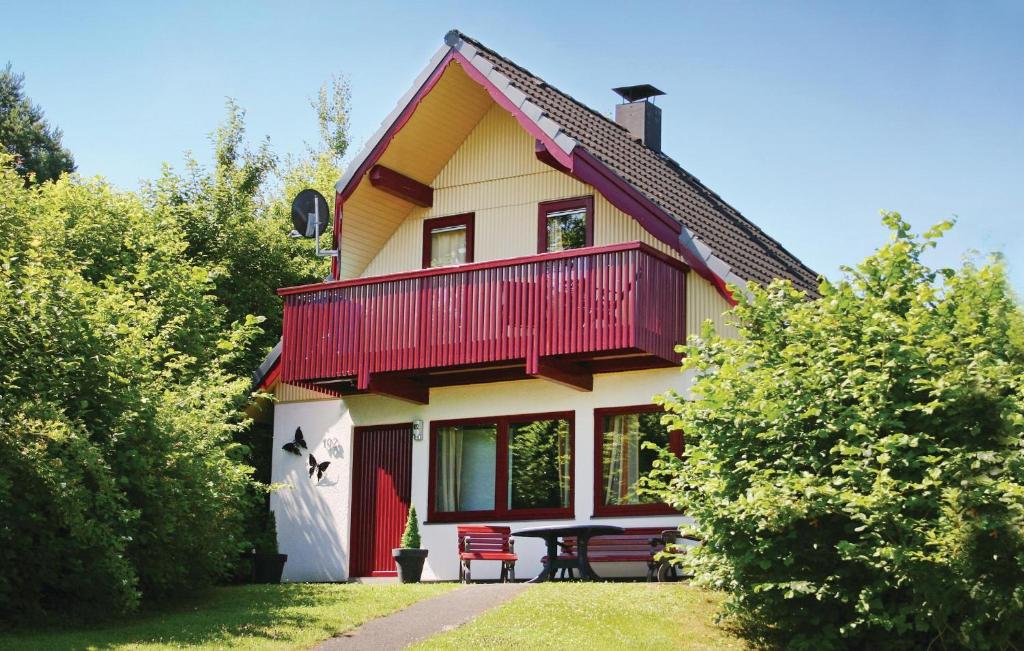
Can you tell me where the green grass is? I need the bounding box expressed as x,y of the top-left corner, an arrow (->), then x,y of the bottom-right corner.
414,583 -> 745,651
0,583 -> 455,651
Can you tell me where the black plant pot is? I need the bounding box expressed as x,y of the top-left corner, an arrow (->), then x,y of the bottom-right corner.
392,548 -> 428,583
252,553 -> 288,584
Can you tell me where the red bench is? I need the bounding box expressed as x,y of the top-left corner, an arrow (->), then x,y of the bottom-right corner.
555,527 -> 697,581
457,525 -> 517,583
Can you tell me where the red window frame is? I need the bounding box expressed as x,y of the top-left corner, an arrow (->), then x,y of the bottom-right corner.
593,404 -> 683,517
537,196 -> 594,254
427,411 -> 575,523
422,213 -> 475,269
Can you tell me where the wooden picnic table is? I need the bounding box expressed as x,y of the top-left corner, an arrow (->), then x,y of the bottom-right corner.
512,524 -> 625,582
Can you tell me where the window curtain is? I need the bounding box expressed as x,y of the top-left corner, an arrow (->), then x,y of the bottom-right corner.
603,414 -> 640,505
557,420 -> 571,507
436,426 -> 463,511
430,226 -> 466,267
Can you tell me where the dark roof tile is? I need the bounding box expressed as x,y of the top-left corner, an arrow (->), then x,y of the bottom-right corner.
456,31 -> 820,293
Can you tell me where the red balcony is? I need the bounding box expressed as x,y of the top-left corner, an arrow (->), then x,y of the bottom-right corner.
278,242 -> 687,403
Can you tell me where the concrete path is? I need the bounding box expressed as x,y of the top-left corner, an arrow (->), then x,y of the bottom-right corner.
316,583 -> 530,650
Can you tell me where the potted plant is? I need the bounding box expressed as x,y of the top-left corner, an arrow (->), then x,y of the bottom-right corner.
392,505 -> 428,583
252,510 -> 288,584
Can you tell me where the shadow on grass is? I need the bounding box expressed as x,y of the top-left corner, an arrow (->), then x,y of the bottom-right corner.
1,583 -> 370,650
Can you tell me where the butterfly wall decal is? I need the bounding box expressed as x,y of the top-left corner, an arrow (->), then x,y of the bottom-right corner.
282,427 -> 307,456
309,454 -> 330,482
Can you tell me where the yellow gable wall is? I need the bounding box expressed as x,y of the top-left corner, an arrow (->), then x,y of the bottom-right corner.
362,104 -> 679,274
359,103 -> 737,339
688,276 -> 739,340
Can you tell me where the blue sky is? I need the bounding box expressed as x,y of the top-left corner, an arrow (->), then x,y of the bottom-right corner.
5,1 -> 1023,290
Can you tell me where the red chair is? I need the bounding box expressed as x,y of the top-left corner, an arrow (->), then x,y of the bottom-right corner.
457,525 -> 517,583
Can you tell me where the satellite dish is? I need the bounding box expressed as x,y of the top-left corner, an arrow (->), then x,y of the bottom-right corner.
290,189 -> 331,238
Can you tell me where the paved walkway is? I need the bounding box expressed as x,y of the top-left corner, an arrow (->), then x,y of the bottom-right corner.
316,583 -> 530,650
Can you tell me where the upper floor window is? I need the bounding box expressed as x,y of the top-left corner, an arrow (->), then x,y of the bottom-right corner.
423,213 -> 474,268
538,196 -> 594,253
594,404 -> 683,516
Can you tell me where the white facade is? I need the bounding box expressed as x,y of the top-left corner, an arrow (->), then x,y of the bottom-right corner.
270,367 -> 696,582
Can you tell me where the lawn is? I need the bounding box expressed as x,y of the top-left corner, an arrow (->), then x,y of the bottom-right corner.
0,583 -> 455,651
414,582 -> 745,651
0,582 -> 743,650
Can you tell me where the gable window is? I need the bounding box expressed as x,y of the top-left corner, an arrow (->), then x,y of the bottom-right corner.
429,412 -> 574,522
594,405 -> 683,516
538,196 -> 594,253
423,213 -> 474,268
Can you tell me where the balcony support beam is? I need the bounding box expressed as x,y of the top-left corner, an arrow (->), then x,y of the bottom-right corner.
529,357 -> 593,392
365,373 -> 429,405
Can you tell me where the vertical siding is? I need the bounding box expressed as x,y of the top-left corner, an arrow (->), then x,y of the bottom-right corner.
274,382 -> 338,404
687,275 -> 739,340
357,102 -> 732,344
594,200 -> 679,259
433,101 -> 538,186
339,62 -> 493,280
361,105 -> 686,277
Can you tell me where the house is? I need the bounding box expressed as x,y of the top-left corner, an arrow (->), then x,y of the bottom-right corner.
256,30 -> 818,582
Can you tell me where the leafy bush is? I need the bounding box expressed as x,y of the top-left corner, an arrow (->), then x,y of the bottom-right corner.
0,84 -> 348,620
400,506 -> 421,549
647,214 -> 1024,650
0,159 -> 259,618
142,99 -> 337,375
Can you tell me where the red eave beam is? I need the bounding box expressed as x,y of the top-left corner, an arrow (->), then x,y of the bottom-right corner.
369,164 -> 434,207
365,374 -> 429,405
529,357 -> 593,392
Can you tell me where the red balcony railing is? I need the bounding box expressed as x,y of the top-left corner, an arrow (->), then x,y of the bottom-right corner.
278,242 -> 687,397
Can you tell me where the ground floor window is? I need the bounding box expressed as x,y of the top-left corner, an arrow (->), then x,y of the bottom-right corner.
594,405 -> 683,516
429,412 -> 573,522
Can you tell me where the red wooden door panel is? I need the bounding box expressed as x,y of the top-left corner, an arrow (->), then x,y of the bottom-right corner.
349,423 -> 413,577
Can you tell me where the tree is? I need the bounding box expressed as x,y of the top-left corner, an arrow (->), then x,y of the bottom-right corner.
0,63 -> 75,184
647,214 -> 1024,650
313,74 -> 351,161
0,73 -> 353,620
400,505 -> 421,549
146,79 -> 349,374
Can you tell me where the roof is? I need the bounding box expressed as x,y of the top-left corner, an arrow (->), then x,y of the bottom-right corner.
450,31 -> 819,294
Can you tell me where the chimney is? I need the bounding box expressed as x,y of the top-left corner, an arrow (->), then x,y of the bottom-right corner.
612,84 -> 665,151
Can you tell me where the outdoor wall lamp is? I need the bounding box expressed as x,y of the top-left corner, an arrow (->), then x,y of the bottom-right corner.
412,419 -> 424,441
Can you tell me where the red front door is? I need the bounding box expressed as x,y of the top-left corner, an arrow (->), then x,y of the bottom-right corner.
350,423 -> 413,577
